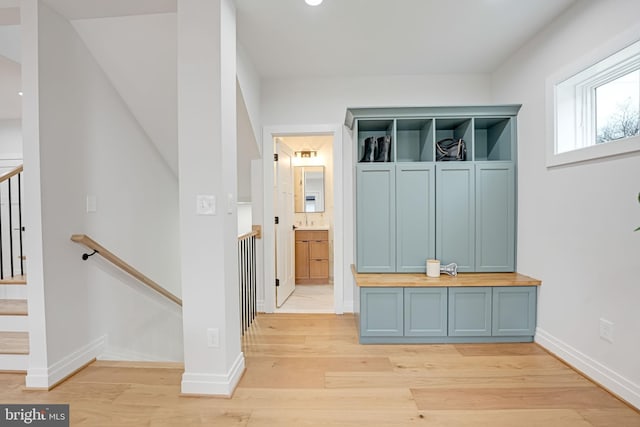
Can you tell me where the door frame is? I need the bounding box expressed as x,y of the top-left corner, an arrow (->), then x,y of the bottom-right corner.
262,124 -> 344,314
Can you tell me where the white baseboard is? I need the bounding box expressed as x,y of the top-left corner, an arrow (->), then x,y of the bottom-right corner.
536,327 -> 640,409
0,353 -> 28,371
181,352 -> 245,397
25,335 -> 106,388
342,300 -> 354,313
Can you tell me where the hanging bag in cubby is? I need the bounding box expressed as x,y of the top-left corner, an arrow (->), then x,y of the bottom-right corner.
436,138 -> 466,161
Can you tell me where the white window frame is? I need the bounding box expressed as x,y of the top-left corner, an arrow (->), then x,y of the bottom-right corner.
546,26 -> 640,168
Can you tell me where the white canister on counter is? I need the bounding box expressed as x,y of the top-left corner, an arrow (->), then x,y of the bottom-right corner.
426,259 -> 440,277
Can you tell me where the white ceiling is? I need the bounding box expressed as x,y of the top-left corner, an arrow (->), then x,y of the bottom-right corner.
236,0 -> 577,78
0,0 -> 580,163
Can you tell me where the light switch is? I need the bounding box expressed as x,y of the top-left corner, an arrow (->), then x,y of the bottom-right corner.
227,193 -> 233,214
196,195 -> 216,215
86,195 -> 97,213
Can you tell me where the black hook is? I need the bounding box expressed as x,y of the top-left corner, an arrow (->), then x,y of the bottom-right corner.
82,250 -> 99,261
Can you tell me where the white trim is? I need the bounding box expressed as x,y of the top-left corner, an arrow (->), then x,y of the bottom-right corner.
181,352 -> 245,396
0,354 -> 28,371
536,327 -> 640,409
0,154 -> 23,161
546,24 -> 640,168
262,124 -> 345,314
25,335 -> 106,388
0,315 -> 28,332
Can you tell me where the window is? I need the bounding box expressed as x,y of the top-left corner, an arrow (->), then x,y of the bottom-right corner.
596,70 -> 639,143
547,34 -> 640,167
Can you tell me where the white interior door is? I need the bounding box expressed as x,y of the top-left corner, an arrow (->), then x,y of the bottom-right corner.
275,141 -> 295,307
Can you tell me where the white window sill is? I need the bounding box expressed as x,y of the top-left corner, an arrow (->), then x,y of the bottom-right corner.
546,134 -> 640,168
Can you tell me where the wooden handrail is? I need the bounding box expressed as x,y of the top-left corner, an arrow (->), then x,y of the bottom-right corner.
238,225 -> 262,241
0,165 -> 23,184
71,234 -> 182,306
238,230 -> 259,241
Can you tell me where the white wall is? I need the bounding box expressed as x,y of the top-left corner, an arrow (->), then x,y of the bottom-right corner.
24,1 -> 182,385
262,74 -> 491,125
0,53 -> 21,119
261,73 -> 492,310
177,0 -> 243,396
0,118 -> 22,157
237,41 -> 261,155
491,0 -> 640,408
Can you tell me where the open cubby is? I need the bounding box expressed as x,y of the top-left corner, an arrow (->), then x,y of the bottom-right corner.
396,118 -> 434,162
435,118 -> 472,161
357,119 -> 395,162
474,117 -> 512,161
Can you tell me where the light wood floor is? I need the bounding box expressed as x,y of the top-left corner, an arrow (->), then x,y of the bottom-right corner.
1,313 -> 639,426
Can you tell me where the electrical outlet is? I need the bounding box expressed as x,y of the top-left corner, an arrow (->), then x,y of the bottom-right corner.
599,318 -> 614,343
207,328 -> 220,348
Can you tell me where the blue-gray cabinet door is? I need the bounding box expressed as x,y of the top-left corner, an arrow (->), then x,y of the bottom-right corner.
396,163 -> 435,272
404,288 -> 447,336
356,164 -> 396,272
475,162 -> 515,272
360,288 -> 404,337
448,287 -> 492,336
436,164 -> 475,272
492,286 -> 536,336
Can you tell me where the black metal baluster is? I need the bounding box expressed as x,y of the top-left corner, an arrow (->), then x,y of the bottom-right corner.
18,173 -> 23,276
243,239 -> 249,331
241,238 -> 246,334
251,235 -> 256,325
8,177 -> 13,278
239,239 -> 245,334
247,236 -> 252,328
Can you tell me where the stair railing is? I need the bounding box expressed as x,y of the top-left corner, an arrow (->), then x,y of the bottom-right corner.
71,234 -> 182,306
238,226 -> 260,334
0,165 -> 24,281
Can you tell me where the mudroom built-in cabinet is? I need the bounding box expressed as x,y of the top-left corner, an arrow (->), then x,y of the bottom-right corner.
349,105 -> 520,274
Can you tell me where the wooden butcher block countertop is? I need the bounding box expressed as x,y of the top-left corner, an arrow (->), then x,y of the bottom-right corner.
351,265 -> 541,288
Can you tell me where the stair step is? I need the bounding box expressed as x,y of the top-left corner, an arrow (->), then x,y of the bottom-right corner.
0,275 -> 27,285
0,299 -> 27,316
0,314 -> 28,332
0,332 -> 29,355
0,353 -> 28,371
0,284 -> 27,300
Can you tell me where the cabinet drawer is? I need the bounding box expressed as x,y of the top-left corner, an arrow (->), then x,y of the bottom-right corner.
309,240 -> 329,260
309,259 -> 329,279
296,230 -> 328,241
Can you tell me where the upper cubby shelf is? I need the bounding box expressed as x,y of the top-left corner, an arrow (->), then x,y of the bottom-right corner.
357,119 -> 394,163
474,117 -> 513,161
348,105 -> 520,163
396,118 -> 433,162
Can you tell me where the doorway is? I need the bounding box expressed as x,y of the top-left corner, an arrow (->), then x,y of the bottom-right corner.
276,134 -> 333,313
262,124 -> 344,314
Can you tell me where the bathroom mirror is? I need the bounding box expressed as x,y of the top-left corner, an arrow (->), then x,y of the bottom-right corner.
294,166 -> 325,213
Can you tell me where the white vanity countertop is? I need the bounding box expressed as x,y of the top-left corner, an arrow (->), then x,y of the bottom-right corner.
295,225 -> 330,231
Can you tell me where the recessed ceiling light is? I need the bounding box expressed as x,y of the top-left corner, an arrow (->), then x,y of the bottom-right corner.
305,0 -> 323,6
18,91 -> 23,96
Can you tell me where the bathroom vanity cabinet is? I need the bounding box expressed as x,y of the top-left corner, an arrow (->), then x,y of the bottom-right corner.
295,229 -> 329,284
